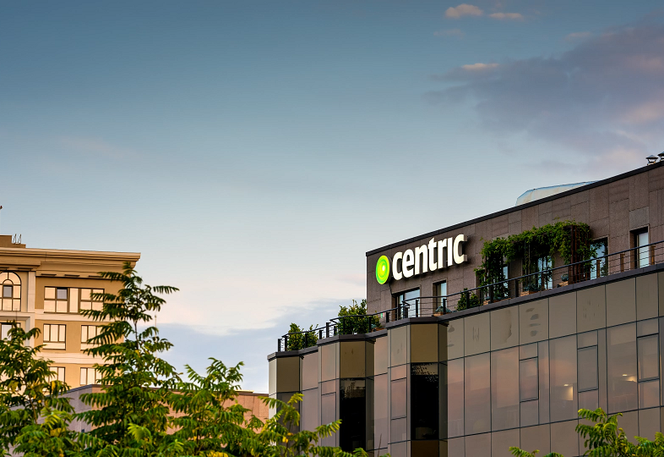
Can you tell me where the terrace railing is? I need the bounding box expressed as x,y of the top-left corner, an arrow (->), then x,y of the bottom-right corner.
277,240 -> 664,352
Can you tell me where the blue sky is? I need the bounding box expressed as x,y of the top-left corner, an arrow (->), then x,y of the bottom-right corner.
2,0 -> 664,391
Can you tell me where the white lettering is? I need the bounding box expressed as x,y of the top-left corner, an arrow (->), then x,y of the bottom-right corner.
403,249 -> 414,278
428,238 -> 437,272
437,239 -> 447,269
447,237 -> 454,267
393,252 -> 403,281
453,234 -> 468,264
414,245 -> 428,275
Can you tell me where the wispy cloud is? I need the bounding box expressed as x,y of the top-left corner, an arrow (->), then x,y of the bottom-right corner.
445,4 -> 483,19
565,31 -> 592,41
434,28 -> 465,38
489,12 -> 524,21
426,22 -> 664,174
57,136 -> 137,159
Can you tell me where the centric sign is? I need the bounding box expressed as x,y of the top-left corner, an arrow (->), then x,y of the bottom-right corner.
375,255 -> 390,284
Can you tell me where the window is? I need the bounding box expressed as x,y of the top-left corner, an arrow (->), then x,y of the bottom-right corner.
589,239 -> 608,279
519,344 -> 538,427
537,256 -> 553,290
394,289 -> 420,317
411,363 -> 438,439
637,324 -> 659,408
80,288 -> 104,312
44,287 -> 68,313
51,367 -> 65,382
633,228 -> 650,268
80,367 -> 100,386
81,325 -> 103,349
607,324 -> 637,413
1,323 -> 13,339
43,324 -> 66,349
1,271 -> 21,311
435,282 -> 447,312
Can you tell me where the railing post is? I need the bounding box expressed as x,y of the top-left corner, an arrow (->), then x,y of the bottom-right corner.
650,244 -> 655,265
319,329 -> 323,340
620,253 -> 625,272
284,335 -> 288,351
404,305 -> 409,319
386,311 -> 390,323
278,338 -> 282,352
326,322 -> 330,338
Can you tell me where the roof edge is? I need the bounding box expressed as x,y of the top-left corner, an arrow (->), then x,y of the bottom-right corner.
366,162 -> 663,257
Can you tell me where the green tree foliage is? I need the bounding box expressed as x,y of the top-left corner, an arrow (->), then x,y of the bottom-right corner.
286,323 -> 317,350
0,265 -> 370,457
0,324 -> 75,455
337,299 -> 379,335
510,408 -> 664,457
76,262 -> 180,454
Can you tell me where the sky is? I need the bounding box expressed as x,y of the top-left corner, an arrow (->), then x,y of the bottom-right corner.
2,0 -> 664,391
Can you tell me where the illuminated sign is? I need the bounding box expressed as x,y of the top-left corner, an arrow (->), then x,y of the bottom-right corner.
375,234 -> 468,284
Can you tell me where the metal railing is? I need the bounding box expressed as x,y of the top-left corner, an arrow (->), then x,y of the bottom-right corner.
276,240 -> 664,352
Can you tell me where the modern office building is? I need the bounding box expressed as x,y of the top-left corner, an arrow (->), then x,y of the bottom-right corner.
268,161 -> 664,456
0,234 -> 140,388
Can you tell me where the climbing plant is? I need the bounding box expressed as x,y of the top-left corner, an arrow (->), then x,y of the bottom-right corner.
476,221 -> 593,288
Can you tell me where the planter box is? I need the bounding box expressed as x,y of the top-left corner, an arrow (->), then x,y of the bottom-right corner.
557,281 -> 569,288
520,290 -> 538,297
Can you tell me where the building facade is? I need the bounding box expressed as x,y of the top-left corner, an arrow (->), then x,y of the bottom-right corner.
268,162 -> 664,456
0,235 -> 140,388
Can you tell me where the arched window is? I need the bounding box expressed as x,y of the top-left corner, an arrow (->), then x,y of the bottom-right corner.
1,272 -> 21,311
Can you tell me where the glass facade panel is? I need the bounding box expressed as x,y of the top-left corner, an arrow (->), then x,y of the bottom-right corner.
638,335 -> 658,381
374,336 -> 388,375
520,400 -> 538,427
608,324 -> 637,413
391,378 -> 406,419
550,336 -> 577,422
390,326 -> 408,367
520,358 -> 538,401
447,359 -> 464,438
302,353 -> 318,390
538,341 -> 550,423
639,380 -> 659,408
374,374 -> 388,450
465,353 -> 490,434
411,363 -> 438,440
637,319 -> 659,337
579,390 -> 599,410
390,418 -> 406,443
340,379 -> 366,451
301,388 -> 319,431
520,343 -> 537,360
578,346 -> 598,391
492,347 -> 519,430
321,344 -> 337,382
321,393 -> 336,446
578,331 -> 597,348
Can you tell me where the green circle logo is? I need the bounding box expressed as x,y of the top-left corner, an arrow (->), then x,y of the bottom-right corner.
376,255 -> 390,284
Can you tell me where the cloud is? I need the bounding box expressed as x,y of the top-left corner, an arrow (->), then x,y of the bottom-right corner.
445,4 -> 483,19
489,12 -> 524,20
426,22 -> 664,174
434,28 -> 465,38
565,31 -> 592,41
57,136 -> 136,159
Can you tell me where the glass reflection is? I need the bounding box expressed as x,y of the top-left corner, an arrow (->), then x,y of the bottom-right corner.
578,346 -> 598,391
550,336 -> 577,422
447,359 -> 464,437
340,379 -> 366,452
374,374 -> 388,450
608,324 -> 637,413
411,363 -> 438,439
520,358 -> 538,401
492,348 -> 519,430
638,335 -> 659,380
465,353 -> 490,434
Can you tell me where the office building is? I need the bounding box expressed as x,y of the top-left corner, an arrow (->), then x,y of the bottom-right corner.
269,161 -> 664,456
0,235 -> 140,388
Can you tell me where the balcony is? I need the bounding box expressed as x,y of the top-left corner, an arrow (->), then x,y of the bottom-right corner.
276,240 -> 664,352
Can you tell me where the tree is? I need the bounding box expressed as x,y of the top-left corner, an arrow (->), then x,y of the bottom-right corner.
76,262 -> 180,455
0,324 -> 75,456
510,408 -> 664,457
337,300 -> 378,335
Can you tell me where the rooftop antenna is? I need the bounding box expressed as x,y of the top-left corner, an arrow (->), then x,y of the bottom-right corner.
0,206 -> 3,234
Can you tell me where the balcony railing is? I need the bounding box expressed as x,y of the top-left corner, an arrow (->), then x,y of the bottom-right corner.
276,240 -> 664,352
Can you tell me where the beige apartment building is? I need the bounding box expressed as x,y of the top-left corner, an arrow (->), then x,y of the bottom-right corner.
0,234 -> 140,388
